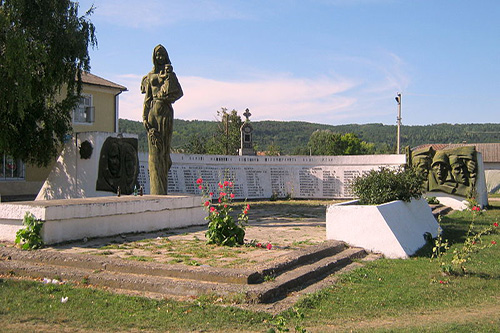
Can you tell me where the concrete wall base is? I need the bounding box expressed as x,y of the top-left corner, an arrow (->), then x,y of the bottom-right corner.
326,198 -> 439,259
0,194 -> 206,244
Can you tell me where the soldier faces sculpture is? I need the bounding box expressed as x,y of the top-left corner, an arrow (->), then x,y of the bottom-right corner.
409,146 -> 478,197
141,45 -> 183,195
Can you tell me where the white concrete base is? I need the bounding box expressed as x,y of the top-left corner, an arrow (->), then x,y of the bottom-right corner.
326,198 -> 439,259
0,194 -> 206,244
424,193 -> 469,211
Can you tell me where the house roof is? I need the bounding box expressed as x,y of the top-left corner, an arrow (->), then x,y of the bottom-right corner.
414,143 -> 500,163
81,72 -> 127,91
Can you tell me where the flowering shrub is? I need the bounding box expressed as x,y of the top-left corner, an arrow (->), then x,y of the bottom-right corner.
433,206 -> 498,275
197,178 -> 249,246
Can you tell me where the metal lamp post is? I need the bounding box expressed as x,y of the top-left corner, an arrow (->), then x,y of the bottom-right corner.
395,93 -> 402,154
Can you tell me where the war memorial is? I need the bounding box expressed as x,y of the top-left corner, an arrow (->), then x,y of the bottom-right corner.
0,45 -> 492,318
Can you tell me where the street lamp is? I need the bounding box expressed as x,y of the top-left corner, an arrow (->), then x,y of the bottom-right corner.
395,93 -> 402,154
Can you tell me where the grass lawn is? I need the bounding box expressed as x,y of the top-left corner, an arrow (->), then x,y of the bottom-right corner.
1,201 -> 499,332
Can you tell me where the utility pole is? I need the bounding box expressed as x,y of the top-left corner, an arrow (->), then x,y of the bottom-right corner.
395,92 -> 402,154
224,112 -> 229,155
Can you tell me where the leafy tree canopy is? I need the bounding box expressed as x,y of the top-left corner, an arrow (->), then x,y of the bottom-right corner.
0,0 -> 96,166
307,130 -> 375,155
205,108 -> 243,155
119,118 -> 500,156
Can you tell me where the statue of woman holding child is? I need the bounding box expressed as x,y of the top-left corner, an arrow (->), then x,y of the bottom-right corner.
141,45 -> 183,194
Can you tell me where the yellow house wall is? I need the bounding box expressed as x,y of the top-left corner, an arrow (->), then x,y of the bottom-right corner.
0,84 -> 122,199
73,85 -> 118,133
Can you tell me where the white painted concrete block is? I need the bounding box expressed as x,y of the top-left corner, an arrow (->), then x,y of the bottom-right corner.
0,195 -> 206,244
326,198 -> 439,259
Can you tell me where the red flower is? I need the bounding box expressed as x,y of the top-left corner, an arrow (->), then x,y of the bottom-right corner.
256,243 -> 262,248
223,181 -> 229,187
218,183 -> 223,189
218,198 -> 222,203
472,206 -> 481,212
246,204 -> 251,211
198,185 -> 203,190
210,206 -> 216,212
266,243 -> 272,250
439,280 -> 445,284
230,193 -> 235,199
196,178 -> 203,184
229,182 -> 234,187
209,192 -> 214,197
492,241 -> 497,245
494,222 -> 499,227
243,210 -> 248,215
224,204 -> 228,208
204,201 -> 210,207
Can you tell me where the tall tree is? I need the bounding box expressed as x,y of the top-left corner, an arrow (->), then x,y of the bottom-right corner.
206,108 -> 243,155
0,0 -> 96,166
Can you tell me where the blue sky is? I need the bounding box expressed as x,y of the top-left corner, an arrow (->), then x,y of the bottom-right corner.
77,0 -> 499,126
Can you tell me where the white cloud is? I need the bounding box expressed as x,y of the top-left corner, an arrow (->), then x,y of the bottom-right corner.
115,73 -> 359,124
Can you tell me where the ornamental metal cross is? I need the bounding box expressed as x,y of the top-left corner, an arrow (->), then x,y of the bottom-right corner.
243,108 -> 251,121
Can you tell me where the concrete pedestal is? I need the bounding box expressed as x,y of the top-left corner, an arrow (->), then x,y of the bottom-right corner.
0,194 -> 205,244
326,198 -> 439,259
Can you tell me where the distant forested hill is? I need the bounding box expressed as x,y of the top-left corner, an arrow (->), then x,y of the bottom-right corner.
119,119 -> 500,154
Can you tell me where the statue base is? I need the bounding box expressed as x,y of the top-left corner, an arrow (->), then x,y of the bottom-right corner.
0,194 -> 205,244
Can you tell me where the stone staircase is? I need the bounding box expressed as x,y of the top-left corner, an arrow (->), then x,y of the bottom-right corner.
429,203 -> 453,218
0,240 -> 369,307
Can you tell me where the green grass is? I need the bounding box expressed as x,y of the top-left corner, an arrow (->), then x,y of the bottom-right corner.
1,201 -> 499,332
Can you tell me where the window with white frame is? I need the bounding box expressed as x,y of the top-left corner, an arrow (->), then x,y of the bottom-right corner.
73,94 -> 94,123
0,154 -> 24,180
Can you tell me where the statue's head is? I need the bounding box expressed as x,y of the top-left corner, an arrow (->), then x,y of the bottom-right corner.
153,44 -> 170,72
449,155 -> 468,185
431,151 -> 450,184
411,147 -> 433,179
108,142 -> 121,177
412,154 -> 431,178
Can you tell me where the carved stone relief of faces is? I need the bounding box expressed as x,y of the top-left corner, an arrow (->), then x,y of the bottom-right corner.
412,157 -> 430,178
108,143 -> 121,177
451,159 -> 468,185
432,162 -> 448,184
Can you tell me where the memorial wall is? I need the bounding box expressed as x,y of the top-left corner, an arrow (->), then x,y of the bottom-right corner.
138,153 -> 406,200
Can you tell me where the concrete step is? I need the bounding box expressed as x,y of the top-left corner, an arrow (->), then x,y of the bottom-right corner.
251,247 -> 367,303
0,240 -> 346,285
0,241 -> 366,304
430,204 -> 453,218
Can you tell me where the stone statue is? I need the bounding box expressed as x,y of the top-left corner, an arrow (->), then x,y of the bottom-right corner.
410,147 -> 434,190
141,45 -> 183,195
409,146 -> 478,198
428,150 -> 457,194
96,137 -> 139,194
447,146 -> 477,196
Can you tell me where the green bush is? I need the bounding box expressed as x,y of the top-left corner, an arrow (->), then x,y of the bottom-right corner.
350,167 -> 424,205
15,212 -> 44,250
